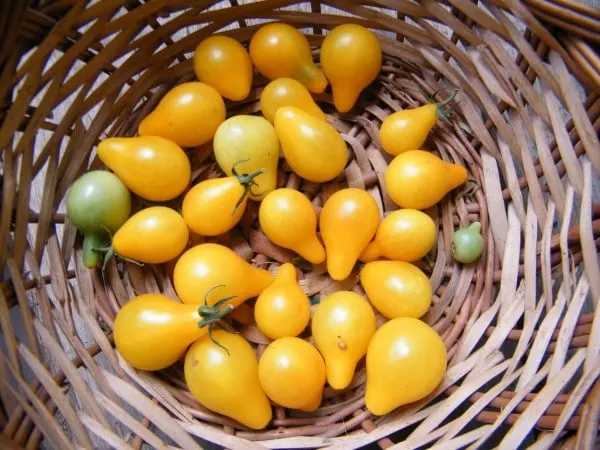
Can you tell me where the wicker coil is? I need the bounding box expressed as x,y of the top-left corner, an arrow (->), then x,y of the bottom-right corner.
1,0 -> 599,449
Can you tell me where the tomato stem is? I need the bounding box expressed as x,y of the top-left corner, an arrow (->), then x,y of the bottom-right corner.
197,285 -> 238,355
434,89 -> 458,122
231,160 -> 266,215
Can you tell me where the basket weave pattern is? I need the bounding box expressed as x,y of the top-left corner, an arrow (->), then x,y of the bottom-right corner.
1,1 -> 599,449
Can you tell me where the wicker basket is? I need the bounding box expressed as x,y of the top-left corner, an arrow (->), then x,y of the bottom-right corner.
1,1 -> 599,449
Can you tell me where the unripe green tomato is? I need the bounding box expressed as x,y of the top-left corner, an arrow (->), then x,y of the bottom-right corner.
451,222 -> 483,264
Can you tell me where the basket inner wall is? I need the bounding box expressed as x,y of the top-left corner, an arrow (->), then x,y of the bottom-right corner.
1,1 -> 599,449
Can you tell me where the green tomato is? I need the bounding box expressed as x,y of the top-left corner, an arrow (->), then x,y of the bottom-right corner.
67,171 -> 131,267
451,222 -> 483,264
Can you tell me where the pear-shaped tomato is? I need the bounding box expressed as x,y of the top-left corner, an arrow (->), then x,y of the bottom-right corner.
366,317 -> 447,415
452,222 -> 484,264
249,23 -> 327,93
193,36 -> 253,101
320,24 -> 381,112
213,115 -> 279,201
320,188 -> 380,280
139,82 -> 225,147
114,293 -> 232,371
379,91 -> 457,156
311,291 -> 376,390
360,209 -> 437,263
185,331 -> 272,429
258,337 -> 326,412
98,136 -> 190,202
112,206 -> 188,264
173,243 -> 274,306
182,163 -> 264,236
360,261 -> 432,319
67,171 -> 131,268
258,188 -> 325,264
254,263 -> 311,339
260,78 -> 326,124
385,150 -> 468,210
274,106 -> 348,183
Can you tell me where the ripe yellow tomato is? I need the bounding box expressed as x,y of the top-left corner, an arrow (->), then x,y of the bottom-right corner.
98,136 -> 190,202
193,36 -> 253,101
249,23 -> 327,93
182,165 -> 263,236
213,115 -> 279,201
379,91 -> 457,156
366,317 -> 447,415
260,78 -> 326,124
114,294 -> 206,371
360,261 -> 432,319
254,263 -> 311,339
185,331 -> 272,429
385,150 -> 468,209
258,337 -> 326,412
320,24 -> 382,112
360,209 -> 437,262
274,106 -> 348,183
173,243 -> 274,306
311,291 -> 376,390
139,82 -> 225,147
112,206 -> 188,264
258,188 -> 325,264
320,188 -> 380,280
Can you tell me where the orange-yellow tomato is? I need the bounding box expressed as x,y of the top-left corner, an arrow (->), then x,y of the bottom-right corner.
114,294 -> 207,371
360,261 -> 432,319
260,78 -> 326,124
366,317 -> 447,415
112,206 -> 189,264
254,263 -> 311,339
139,82 -> 225,147
258,188 -> 325,264
385,150 -> 468,210
275,106 -> 348,183
185,331 -> 272,429
360,209 -> 437,262
193,36 -> 253,101
98,136 -> 190,202
311,291 -> 376,390
173,243 -> 274,306
258,337 -> 326,412
250,23 -> 327,93
320,24 -> 382,112
320,188 -> 380,280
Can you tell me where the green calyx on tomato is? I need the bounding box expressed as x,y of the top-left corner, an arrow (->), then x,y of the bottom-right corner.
433,88 -> 458,122
452,221 -> 484,264
197,284 -> 237,354
231,159 -> 265,214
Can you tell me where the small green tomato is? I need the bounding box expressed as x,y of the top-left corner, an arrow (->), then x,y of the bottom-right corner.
451,222 -> 483,264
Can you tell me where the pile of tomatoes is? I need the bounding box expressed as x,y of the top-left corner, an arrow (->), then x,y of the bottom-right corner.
66,23 -> 484,429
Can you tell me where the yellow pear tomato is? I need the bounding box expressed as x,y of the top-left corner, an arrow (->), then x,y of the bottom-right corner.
98,136 -> 190,202
112,206 -> 188,264
213,115 -> 279,200
249,23 -> 327,93
360,209 -> 437,262
193,35 -> 253,101
274,106 -> 348,183
139,82 -> 225,147
311,291 -> 376,390
254,263 -> 311,339
260,78 -> 326,124
320,24 -> 382,112
320,188 -> 380,280
258,188 -> 325,264
379,91 -> 457,156
360,261 -> 432,319
185,331 -> 272,429
366,317 -> 447,415
114,293 -> 234,371
173,243 -> 274,306
385,150 -> 468,210
258,337 -> 326,412
182,162 -> 264,236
